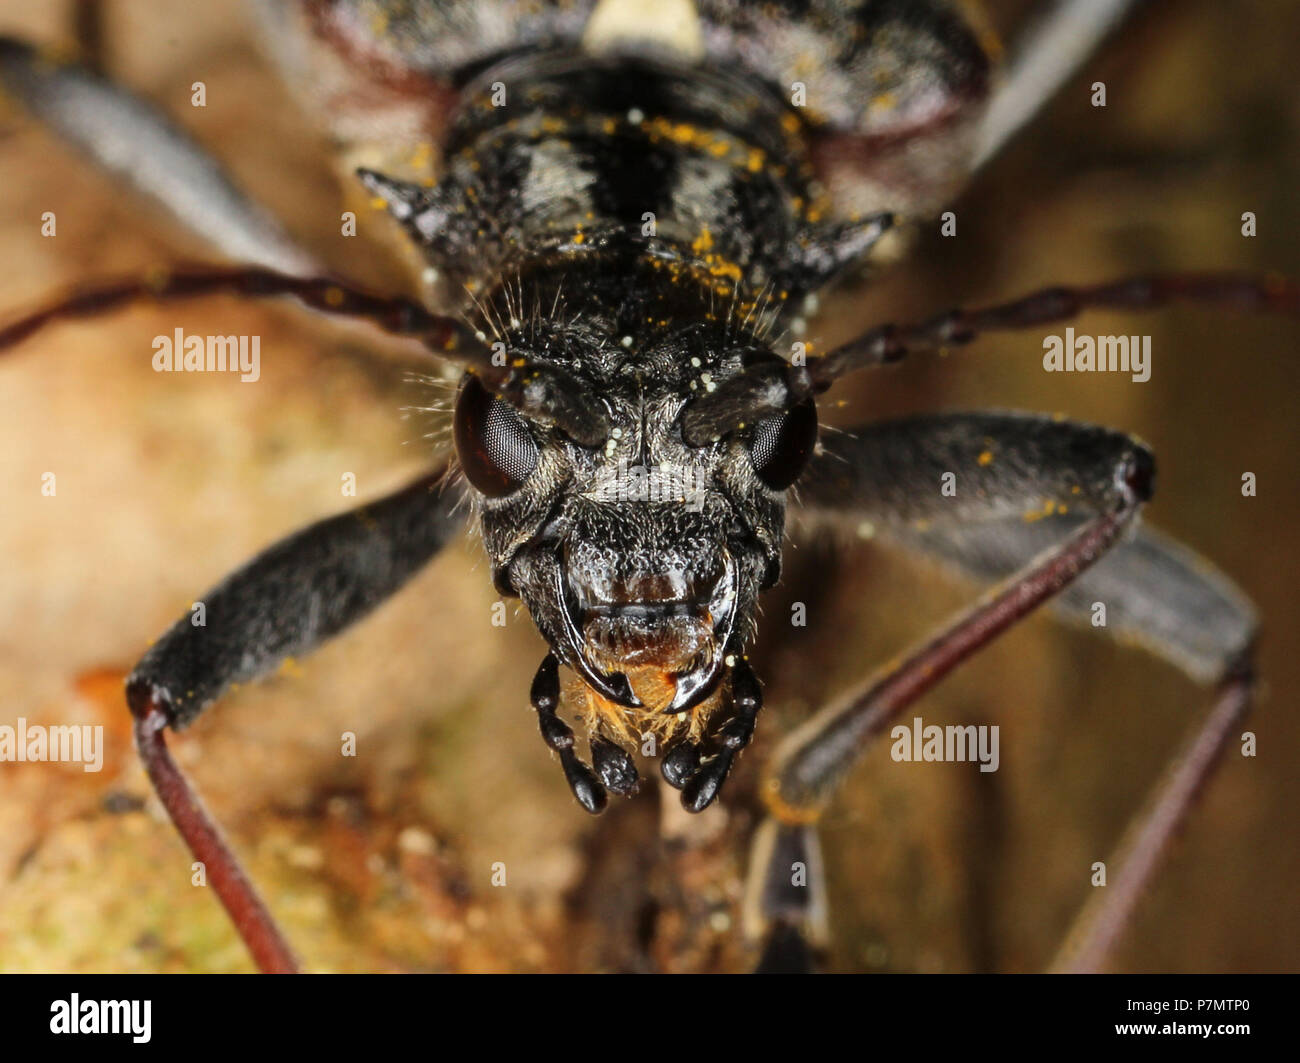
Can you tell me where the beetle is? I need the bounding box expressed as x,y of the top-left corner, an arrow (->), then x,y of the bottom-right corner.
1,0 -> 1296,973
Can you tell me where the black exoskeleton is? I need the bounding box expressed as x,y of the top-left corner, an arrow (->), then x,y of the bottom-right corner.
354,49 -> 902,813
1,0 -> 1293,974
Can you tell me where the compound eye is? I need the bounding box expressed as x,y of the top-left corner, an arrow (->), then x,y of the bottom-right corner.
748,398 -> 817,490
453,376 -> 539,497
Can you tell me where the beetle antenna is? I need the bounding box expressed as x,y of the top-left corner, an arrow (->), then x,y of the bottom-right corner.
0,263 -> 611,443
812,271 -> 1300,384
0,263 -> 484,359
681,271 -> 1299,445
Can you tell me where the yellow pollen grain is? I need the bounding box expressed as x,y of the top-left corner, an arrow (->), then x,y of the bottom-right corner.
703,254 -> 741,281
278,657 -> 305,679
1023,499 -> 1059,523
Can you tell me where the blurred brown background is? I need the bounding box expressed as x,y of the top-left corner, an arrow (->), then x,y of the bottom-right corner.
0,0 -> 1296,972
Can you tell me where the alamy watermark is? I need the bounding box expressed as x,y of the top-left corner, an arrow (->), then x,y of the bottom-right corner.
585,455 -> 707,512
1,718 -> 104,772
50,995 -> 150,1043
1043,328 -> 1150,383
152,328 -> 260,382
891,716 -> 999,773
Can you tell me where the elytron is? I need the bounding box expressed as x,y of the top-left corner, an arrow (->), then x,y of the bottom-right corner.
1,0 -> 1294,974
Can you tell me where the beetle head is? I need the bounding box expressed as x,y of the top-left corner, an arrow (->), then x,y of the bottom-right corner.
453,308 -> 816,726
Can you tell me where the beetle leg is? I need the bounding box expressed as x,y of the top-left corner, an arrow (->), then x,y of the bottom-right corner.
797,412 -> 1255,684
0,36 -> 317,274
744,819 -> 828,974
131,705 -> 297,974
973,0 -> 1142,172
743,443 -> 1150,968
125,466 -> 465,972
746,413 -> 1257,968
1050,652 -> 1256,973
